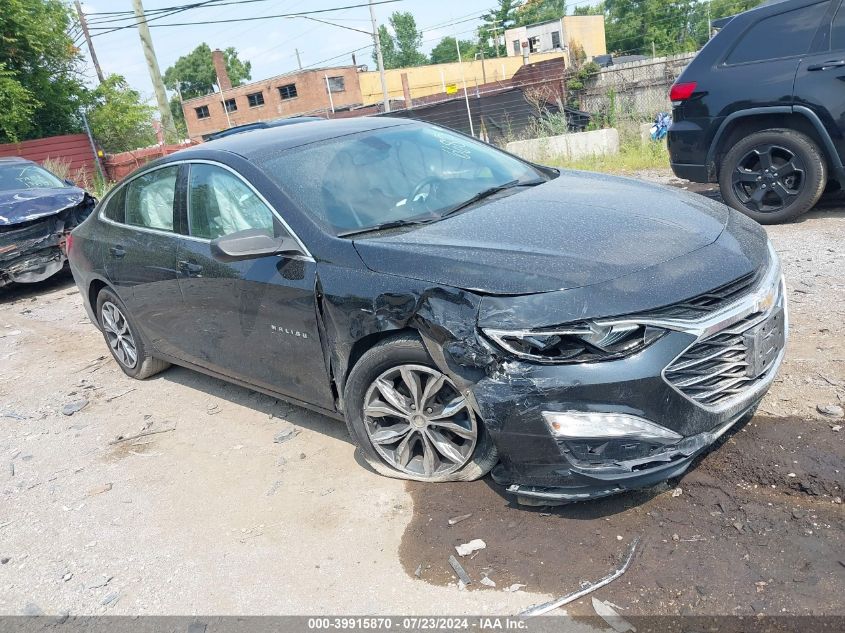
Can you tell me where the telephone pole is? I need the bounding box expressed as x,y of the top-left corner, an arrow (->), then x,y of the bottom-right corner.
369,0 -> 390,113
130,0 -> 177,139
74,0 -> 104,83
295,48 -> 302,69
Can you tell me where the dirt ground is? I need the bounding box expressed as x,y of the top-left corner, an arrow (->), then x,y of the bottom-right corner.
0,176 -> 842,618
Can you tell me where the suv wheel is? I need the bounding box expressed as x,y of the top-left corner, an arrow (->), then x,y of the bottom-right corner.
718,128 -> 826,224
343,333 -> 497,482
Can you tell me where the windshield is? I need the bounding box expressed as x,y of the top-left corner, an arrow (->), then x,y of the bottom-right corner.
0,163 -> 67,191
259,123 -> 549,234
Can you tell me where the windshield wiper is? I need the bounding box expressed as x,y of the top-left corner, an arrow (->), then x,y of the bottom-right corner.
438,177 -> 547,219
337,217 -> 434,237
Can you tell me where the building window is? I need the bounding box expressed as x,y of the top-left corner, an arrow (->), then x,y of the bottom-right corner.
327,76 -> 345,92
247,91 -> 264,107
551,30 -> 561,49
528,36 -> 540,53
512,39 -> 521,55
195,105 -> 210,119
223,98 -> 237,113
278,84 -> 298,100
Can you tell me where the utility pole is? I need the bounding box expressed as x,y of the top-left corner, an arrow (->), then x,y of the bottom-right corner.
295,48 -> 302,69
131,0 -> 177,140
74,0 -> 104,83
456,36 -> 474,137
369,0 -> 390,113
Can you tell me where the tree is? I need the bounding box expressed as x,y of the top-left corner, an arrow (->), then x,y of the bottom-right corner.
478,0 -> 522,57
0,0 -> 89,142
514,0 -> 567,26
169,96 -> 188,139
88,75 -> 157,153
163,43 -> 252,100
430,37 -> 478,64
373,12 -> 427,69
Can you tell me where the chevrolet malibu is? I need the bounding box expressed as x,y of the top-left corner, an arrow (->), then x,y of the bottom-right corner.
68,118 -> 787,504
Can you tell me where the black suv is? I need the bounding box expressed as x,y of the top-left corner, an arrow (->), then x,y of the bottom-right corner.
668,0 -> 845,223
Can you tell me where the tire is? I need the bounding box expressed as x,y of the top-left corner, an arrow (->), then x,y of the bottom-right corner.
718,128 -> 826,224
343,333 -> 497,483
95,288 -> 170,380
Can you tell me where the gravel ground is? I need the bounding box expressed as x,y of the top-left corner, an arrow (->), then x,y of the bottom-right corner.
0,175 -> 842,617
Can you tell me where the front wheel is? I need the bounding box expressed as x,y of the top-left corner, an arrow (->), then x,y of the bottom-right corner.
718,128 -> 826,224
343,333 -> 497,482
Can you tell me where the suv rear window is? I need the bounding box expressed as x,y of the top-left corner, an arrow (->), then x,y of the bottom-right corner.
726,1 -> 830,64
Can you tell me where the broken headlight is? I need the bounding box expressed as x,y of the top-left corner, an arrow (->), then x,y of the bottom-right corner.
482,322 -> 666,363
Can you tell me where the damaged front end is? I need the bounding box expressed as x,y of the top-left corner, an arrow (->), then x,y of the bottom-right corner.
0,192 -> 95,286
469,242 -> 786,504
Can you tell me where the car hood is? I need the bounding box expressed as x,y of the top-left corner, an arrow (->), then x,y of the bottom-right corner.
352,171 -> 731,295
0,187 -> 89,226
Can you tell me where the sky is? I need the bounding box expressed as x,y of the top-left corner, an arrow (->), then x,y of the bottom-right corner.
77,0 -> 502,102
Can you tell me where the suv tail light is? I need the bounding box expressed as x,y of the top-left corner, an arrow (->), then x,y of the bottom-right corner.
669,81 -> 697,103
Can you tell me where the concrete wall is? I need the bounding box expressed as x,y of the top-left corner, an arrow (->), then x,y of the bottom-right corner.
182,66 -> 362,140
580,53 -> 696,121
505,128 -> 619,163
562,16 -> 606,61
358,52 -> 566,105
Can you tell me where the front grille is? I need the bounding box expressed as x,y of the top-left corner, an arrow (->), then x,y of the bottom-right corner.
664,308 -> 784,407
638,271 -> 759,320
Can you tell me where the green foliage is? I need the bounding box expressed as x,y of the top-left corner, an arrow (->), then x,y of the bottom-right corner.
0,0 -> 89,142
430,37 -> 478,64
576,0 -> 765,58
0,64 -> 37,142
374,12 -> 427,69
163,43 -> 252,100
169,96 -> 188,139
548,138 -> 669,174
478,0 -> 523,57
565,60 -> 600,104
88,75 -> 157,154
514,0 -> 567,26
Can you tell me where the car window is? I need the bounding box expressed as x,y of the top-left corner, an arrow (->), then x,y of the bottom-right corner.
832,1 -> 845,49
102,187 -> 126,223
726,1 -> 830,64
188,164 -> 275,240
0,163 -> 66,190
257,124 -> 544,234
125,166 -> 178,231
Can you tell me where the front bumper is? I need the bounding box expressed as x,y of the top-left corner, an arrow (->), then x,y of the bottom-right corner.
471,256 -> 787,503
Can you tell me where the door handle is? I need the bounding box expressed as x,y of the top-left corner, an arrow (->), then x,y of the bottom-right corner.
177,260 -> 203,275
807,60 -> 845,71
108,246 -> 125,258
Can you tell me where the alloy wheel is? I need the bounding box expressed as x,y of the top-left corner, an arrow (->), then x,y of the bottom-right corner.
362,364 -> 477,478
101,301 -> 138,369
731,144 -> 805,213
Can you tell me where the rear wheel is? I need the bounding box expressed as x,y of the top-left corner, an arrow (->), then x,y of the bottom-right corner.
95,288 -> 170,379
718,128 -> 826,224
343,333 -> 497,482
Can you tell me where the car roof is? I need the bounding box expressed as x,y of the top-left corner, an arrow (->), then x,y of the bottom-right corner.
181,116 -> 416,161
0,157 -> 34,165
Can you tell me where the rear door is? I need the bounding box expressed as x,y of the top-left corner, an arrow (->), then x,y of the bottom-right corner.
173,161 -> 334,409
100,165 -> 185,359
794,0 -> 845,162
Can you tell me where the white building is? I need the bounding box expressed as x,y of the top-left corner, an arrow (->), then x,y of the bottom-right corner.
504,16 -> 607,64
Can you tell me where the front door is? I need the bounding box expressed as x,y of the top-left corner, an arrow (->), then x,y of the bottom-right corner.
794,0 -> 845,162
174,162 -> 334,409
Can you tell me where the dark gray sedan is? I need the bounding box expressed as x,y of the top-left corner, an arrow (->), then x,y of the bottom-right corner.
68,118 -> 787,504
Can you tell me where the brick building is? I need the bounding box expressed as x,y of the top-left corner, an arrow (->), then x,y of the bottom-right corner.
181,49 -> 363,141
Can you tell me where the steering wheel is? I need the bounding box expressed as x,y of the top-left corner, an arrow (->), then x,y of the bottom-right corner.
408,177 -> 442,210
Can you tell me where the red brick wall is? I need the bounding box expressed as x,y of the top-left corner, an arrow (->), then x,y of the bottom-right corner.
0,134 -> 99,187
182,67 -> 364,140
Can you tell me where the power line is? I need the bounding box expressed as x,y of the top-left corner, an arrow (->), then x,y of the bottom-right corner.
89,0 -> 403,35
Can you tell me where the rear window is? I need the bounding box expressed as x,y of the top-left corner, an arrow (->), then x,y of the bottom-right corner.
726,1 -> 830,64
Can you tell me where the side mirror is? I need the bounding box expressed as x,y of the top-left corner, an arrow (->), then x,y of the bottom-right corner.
210,228 -> 303,262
